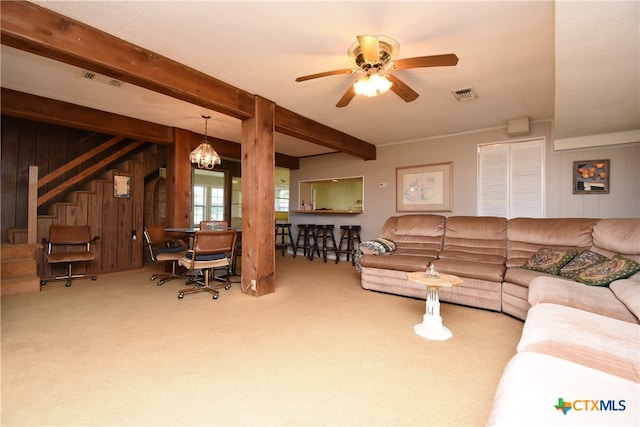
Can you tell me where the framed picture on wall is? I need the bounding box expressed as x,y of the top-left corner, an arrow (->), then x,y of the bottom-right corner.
113,174 -> 131,198
396,162 -> 452,212
573,159 -> 609,194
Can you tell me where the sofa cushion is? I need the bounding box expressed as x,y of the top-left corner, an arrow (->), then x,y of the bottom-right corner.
439,216 -> 508,264
521,248 -> 579,275
433,258 -> 505,282
518,303 -> 640,382
610,279 -> 640,320
380,214 -> 446,254
592,218 -> 640,257
487,352 -> 640,427
359,253 -> 437,272
558,249 -> 608,280
506,218 -> 596,267
574,255 -> 640,286
528,276 -> 639,324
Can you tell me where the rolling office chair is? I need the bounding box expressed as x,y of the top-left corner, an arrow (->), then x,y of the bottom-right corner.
41,224 -> 99,287
177,229 -> 237,300
144,225 -> 187,286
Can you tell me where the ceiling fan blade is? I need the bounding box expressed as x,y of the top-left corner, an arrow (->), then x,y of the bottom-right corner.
336,85 -> 356,108
391,54 -> 459,70
386,75 -> 419,103
357,35 -> 380,63
295,69 -> 357,82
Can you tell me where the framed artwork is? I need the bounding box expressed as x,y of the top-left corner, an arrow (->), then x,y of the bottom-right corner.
113,175 -> 131,198
573,159 -> 609,194
396,162 -> 452,212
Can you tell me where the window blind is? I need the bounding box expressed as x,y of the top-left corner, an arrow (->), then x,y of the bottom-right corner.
478,139 -> 544,218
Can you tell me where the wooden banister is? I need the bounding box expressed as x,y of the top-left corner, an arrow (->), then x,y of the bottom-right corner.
28,166 -> 38,245
37,140 -> 146,206
38,135 -> 126,188
21,133 -> 97,175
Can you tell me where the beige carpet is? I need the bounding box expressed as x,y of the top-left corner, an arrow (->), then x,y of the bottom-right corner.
1,256 -> 522,426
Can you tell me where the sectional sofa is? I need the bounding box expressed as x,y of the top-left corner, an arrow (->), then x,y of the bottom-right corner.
358,215 -> 639,319
358,214 -> 640,425
487,274 -> 639,426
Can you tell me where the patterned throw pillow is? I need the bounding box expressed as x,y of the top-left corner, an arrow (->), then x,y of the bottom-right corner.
521,248 -> 579,275
574,255 -> 640,287
359,238 -> 396,255
559,249 -> 608,280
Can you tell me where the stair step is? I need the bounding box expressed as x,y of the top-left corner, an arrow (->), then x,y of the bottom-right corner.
1,244 -> 38,259
2,257 -> 37,275
1,274 -> 41,297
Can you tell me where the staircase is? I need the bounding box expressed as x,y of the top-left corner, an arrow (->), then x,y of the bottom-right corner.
1,244 -> 40,296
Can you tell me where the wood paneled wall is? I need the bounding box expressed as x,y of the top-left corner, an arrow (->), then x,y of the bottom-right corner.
1,116 -> 157,276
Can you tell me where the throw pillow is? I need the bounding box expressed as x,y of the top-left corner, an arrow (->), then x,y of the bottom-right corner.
359,238 -> 396,255
574,255 -> 640,287
559,249 -> 608,280
521,248 -> 579,275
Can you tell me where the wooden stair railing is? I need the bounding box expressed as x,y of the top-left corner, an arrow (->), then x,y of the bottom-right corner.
37,136 -> 126,188
37,140 -> 146,206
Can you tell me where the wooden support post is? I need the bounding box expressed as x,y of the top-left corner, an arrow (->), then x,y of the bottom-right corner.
168,128 -> 193,227
241,96 -> 276,296
28,166 -> 38,245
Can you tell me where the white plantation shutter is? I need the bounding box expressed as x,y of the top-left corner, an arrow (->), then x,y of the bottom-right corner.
478,139 -> 544,218
478,144 -> 510,217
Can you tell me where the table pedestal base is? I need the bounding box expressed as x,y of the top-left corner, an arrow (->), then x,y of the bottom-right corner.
414,286 -> 453,341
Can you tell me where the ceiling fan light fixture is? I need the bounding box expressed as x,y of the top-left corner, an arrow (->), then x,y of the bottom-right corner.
190,115 -> 221,170
354,73 -> 393,97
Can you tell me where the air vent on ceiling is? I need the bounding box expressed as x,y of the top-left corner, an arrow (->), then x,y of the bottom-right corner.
81,70 -> 124,88
452,87 -> 478,102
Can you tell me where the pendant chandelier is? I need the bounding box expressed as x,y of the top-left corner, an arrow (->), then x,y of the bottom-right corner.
190,115 -> 221,170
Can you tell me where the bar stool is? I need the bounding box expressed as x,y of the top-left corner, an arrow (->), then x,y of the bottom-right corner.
294,224 -> 319,260
335,225 -> 362,265
275,223 -> 295,256
314,225 -> 337,263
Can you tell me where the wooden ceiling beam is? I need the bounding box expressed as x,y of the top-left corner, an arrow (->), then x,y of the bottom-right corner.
275,106 -> 376,160
0,1 -> 375,161
1,88 -> 300,169
0,1 -> 254,121
1,88 -> 174,143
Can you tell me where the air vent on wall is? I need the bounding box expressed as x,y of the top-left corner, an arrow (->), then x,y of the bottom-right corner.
81,70 -> 124,88
452,87 -> 478,102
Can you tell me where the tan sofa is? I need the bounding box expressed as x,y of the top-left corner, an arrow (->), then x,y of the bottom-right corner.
359,215 -> 640,319
359,215 -> 640,425
487,274 -> 639,426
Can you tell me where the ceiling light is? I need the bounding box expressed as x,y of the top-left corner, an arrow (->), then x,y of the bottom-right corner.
190,115 -> 221,170
354,72 -> 393,97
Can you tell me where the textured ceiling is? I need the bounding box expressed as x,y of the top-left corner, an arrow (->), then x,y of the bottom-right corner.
1,1 -> 638,157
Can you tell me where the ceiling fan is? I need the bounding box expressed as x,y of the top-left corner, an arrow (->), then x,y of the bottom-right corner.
295,35 -> 459,107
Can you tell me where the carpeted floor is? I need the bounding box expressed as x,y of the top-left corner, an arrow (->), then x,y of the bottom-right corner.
1,255 -> 523,426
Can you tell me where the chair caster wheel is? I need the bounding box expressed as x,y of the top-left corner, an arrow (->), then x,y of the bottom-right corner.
91,276 -> 97,281
40,280 -> 46,286
225,284 -> 231,290
65,282 -> 71,287
213,294 -> 218,300
157,280 -> 165,286
150,275 -> 157,281
178,293 -> 184,299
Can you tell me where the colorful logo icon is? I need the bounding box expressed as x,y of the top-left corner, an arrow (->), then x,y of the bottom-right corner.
555,398 -> 572,415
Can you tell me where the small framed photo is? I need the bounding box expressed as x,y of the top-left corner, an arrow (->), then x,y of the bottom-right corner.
113,175 -> 131,198
573,159 -> 609,194
396,162 -> 452,212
